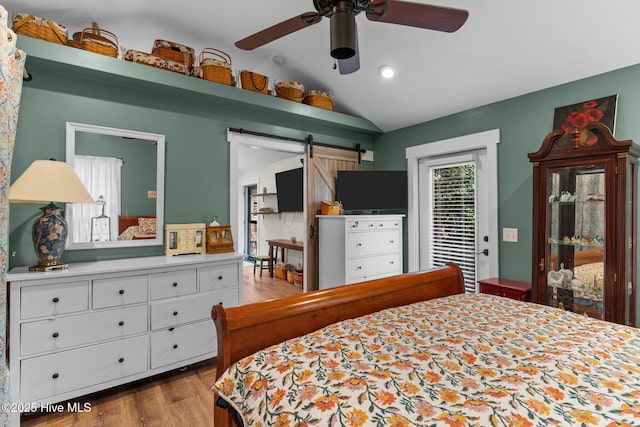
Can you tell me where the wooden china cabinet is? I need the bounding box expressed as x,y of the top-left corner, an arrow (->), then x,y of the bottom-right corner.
528,123 -> 638,325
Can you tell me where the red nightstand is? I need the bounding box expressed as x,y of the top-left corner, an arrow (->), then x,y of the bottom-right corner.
478,277 -> 531,302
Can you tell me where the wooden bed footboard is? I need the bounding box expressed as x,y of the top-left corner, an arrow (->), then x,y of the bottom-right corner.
211,263 -> 465,427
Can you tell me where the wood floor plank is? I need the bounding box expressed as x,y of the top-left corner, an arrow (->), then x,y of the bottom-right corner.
21,265 -> 301,427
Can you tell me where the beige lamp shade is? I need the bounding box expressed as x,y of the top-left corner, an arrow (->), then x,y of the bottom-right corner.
9,159 -> 95,204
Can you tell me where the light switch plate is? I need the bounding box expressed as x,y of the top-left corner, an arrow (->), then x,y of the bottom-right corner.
503,227 -> 518,242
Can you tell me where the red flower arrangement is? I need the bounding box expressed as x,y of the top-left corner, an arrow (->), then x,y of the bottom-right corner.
553,95 -> 617,147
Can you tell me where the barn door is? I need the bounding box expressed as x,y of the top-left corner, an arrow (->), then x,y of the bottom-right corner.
305,146 -> 361,291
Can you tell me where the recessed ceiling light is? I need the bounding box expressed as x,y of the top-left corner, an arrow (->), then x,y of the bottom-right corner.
378,65 -> 395,79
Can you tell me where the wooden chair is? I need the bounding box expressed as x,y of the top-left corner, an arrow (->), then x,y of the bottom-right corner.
253,256 -> 271,276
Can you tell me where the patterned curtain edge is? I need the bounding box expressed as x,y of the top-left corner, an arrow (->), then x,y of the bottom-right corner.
0,4 -> 27,426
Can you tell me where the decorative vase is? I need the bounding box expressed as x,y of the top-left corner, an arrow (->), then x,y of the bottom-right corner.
31,202 -> 67,268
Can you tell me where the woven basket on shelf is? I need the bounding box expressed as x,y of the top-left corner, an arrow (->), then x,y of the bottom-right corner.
68,22 -> 118,58
12,12 -> 67,45
198,48 -> 233,85
152,39 -> 195,74
240,70 -> 269,94
303,90 -> 335,111
124,49 -> 190,75
275,81 -> 305,102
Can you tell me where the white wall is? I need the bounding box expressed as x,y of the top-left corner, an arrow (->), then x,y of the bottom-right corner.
239,155 -> 305,268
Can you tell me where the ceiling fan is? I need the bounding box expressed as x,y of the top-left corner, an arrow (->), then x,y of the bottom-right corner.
235,0 -> 468,74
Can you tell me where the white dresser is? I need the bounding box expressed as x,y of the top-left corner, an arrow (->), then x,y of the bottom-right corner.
7,253 -> 243,426
318,215 -> 404,289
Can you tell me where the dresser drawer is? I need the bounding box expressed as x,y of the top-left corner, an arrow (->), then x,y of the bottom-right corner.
346,253 -> 401,282
150,288 -> 238,330
375,219 -> 401,230
149,269 -> 197,300
199,263 -> 239,292
150,320 -> 215,369
21,335 -> 148,402
347,230 -> 400,258
346,219 -> 377,230
21,281 -> 89,320
21,305 -> 148,356
92,275 -> 148,309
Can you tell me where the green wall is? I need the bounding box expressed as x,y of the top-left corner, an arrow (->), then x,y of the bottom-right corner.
373,62 -> 640,283
11,39 -> 640,284
9,57 -> 376,269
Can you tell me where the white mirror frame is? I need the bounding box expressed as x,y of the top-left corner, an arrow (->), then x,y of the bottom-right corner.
65,122 -> 165,250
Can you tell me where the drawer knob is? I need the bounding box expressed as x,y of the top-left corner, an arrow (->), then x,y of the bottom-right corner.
118,321 -> 125,326
356,266 -> 362,270
52,373 -> 59,379
52,297 -> 59,303
52,332 -> 59,338
173,344 -> 178,349
218,275 -> 223,280
173,311 -> 178,316
118,289 -> 125,295
389,240 -> 394,244
356,243 -> 362,247
172,282 -> 178,287
389,261 -> 394,264
118,357 -> 124,363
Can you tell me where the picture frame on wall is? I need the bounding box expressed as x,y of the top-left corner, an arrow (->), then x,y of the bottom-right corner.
553,95 -> 618,147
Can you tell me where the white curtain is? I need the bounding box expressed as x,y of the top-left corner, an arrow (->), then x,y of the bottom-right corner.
68,155 -> 122,242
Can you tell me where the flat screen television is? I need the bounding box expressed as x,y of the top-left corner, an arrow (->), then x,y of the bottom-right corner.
275,167 -> 304,212
336,170 -> 408,213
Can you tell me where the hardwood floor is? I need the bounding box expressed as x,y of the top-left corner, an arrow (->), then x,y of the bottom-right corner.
21,264 -> 301,427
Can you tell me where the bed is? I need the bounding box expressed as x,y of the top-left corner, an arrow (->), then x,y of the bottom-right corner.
211,263 -> 640,426
117,215 -> 156,240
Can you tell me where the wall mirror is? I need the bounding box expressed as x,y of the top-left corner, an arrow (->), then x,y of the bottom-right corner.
65,122 -> 165,249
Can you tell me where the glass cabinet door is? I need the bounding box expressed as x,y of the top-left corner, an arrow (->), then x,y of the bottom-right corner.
545,163 -> 605,319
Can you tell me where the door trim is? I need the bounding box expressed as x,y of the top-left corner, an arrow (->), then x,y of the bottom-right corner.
405,129 -> 500,275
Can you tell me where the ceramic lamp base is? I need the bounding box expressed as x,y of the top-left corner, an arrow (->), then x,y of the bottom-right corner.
31,202 -> 68,270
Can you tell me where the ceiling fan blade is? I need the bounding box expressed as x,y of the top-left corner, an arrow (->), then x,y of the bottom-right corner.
236,12 -> 322,50
338,23 -> 360,75
366,1 -> 468,33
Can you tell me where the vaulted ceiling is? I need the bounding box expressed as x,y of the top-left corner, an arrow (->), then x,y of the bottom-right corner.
6,1 -> 640,132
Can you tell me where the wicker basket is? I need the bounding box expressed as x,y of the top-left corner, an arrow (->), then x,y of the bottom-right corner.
69,22 -> 118,58
124,49 -> 190,75
198,48 -> 233,85
275,81 -> 305,102
303,90 -> 335,111
240,70 -> 269,94
12,12 -> 67,45
152,40 -> 195,74
274,263 -> 289,280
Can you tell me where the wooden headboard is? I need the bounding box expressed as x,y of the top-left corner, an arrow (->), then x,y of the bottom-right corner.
211,263 -> 465,427
118,215 -> 156,235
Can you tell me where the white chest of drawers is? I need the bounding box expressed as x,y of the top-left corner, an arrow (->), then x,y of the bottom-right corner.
318,215 -> 404,289
7,253 -> 243,426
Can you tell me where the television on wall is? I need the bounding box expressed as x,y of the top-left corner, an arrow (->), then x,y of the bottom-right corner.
275,167 -> 304,212
336,170 -> 408,213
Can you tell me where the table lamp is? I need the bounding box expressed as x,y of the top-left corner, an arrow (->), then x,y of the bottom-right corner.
9,159 -> 94,271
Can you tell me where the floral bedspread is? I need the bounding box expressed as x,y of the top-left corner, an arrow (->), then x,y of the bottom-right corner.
213,293 -> 640,426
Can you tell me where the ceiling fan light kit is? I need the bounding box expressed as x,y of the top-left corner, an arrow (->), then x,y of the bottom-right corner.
330,1 -> 356,59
